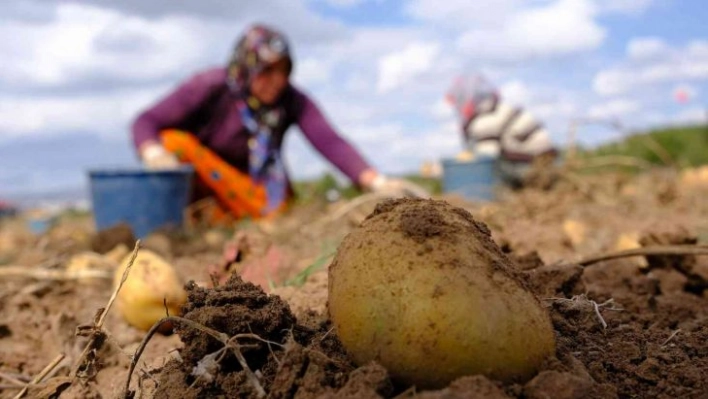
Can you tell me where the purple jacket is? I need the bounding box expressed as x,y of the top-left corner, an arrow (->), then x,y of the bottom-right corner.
132,67 -> 371,184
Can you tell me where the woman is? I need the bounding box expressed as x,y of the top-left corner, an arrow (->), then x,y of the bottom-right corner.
446,74 -> 558,188
132,24 -> 427,221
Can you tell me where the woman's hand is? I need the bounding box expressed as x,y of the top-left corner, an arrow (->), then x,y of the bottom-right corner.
140,141 -> 180,170
358,169 -> 430,198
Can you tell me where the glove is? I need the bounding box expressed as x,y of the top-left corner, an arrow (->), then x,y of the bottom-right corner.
370,175 -> 430,198
141,142 -> 180,170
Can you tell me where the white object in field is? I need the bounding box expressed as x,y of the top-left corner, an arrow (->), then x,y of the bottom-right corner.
466,101 -> 554,158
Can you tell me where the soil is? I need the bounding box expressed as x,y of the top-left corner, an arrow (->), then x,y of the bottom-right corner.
149,275 -> 358,399
1,168 -> 708,398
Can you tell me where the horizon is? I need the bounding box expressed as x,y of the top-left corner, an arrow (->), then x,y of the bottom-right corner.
4,122 -> 705,209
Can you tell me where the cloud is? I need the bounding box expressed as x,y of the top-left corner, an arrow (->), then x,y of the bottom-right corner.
406,0 -> 656,26
456,0 -> 606,61
407,0 -> 657,63
0,85 -> 169,141
587,99 -> 640,119
500,80 -> 533,106
293,26 -> 435,95
688,41 -> 708,58
593,39 -> 708,96
627,37 -> 669,60
376,42 -> 441,93
405,0 -> 520,29
26,0 -> 347,44
674,107 -> 707,125
0,0 -> 57,23
0,1 -> 353,94
393,122 -> 461,155
532,101 -> 579,122
293,58 -> 333,87
0,4 -> 235,92
431,98 -> 455,120
309,0 -> 373,7
595,0 -> 654,14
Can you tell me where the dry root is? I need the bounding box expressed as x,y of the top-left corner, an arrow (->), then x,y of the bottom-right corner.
122,316 -> 285,399
545,294 -> 623,329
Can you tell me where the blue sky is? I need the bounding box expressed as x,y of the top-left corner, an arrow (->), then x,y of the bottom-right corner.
0,0 -> 706,199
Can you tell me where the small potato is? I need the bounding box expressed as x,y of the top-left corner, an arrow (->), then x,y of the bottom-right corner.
614,232 -> 648,268
114,249 -> 187,331
65,251 -> 117,273
562,219 -> 587,249
328,199 -> 556,389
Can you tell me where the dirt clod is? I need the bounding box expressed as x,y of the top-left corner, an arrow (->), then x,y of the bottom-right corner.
153,275 -> 361,399
90,222 -> 136,254
523,371 -> 616,399
413,376 -> 511,399
525,263 -> 586,298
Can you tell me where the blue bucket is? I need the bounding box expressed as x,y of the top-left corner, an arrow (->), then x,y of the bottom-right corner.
88,167 -> 194,238
441,157 -> 499,201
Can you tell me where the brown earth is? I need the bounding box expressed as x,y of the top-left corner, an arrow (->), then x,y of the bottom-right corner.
0,168 -> 707,398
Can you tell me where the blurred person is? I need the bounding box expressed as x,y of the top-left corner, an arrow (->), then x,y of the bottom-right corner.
446,74 -> 558,188
132,24 -> 428,222
0,200 -> 18,219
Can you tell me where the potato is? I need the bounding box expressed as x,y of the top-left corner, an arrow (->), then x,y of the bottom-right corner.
113,249 -> 187,331
328,199 -> 556,389
66,251 -> 116,273
614,231 -> 648,268
104,243 -> 130,264
562,219 -> 587,249
680,165 -> 708,187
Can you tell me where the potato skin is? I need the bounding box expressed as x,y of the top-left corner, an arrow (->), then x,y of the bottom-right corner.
114,249 -> 187,331
328,199 -> 556,389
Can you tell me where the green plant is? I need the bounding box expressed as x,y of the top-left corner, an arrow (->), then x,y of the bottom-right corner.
281,251 -> 334,288
580,124 -> 708,171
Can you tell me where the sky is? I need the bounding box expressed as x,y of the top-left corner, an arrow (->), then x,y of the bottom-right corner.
0,0 -> 707,198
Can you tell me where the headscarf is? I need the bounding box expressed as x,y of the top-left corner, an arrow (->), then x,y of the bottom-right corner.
227,24 -> 292,97
445,74 -> 499,127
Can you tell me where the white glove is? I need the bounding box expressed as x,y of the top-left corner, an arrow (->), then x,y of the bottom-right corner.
370,175 -> 430,198
141,143 -> 180,170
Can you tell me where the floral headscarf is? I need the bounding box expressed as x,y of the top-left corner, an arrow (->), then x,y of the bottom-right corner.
227,24 -> 292,95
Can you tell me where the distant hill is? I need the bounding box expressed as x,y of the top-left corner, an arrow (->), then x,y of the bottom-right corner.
580,124 -> 708,169
3,185 -> 89,211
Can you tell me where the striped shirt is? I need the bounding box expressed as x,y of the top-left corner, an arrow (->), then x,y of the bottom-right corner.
464,99 -> 555,162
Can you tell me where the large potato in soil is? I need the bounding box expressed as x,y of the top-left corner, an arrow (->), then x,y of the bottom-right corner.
328,199 -> 556,389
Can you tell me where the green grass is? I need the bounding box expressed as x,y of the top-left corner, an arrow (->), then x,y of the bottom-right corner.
580,124 -> 708,169
281,249 -> 336,288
